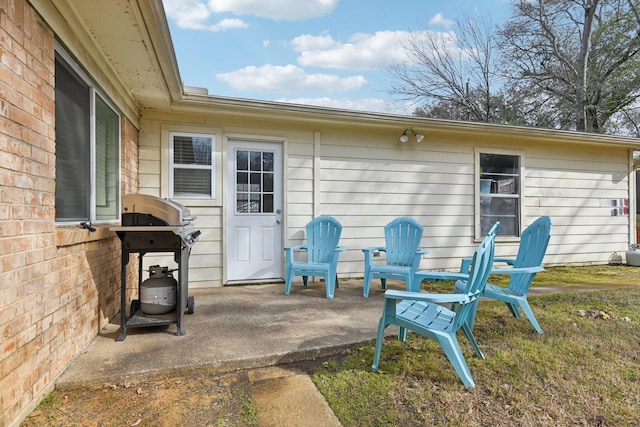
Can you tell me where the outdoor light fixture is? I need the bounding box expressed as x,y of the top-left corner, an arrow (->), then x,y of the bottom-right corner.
400,128 -> 424,143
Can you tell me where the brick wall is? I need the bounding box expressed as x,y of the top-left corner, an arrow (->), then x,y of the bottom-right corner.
0,1 -> 139,425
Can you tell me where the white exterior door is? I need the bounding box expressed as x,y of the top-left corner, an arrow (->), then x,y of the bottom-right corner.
226,140 -> 283,282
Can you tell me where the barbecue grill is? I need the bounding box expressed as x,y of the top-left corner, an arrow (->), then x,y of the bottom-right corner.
111,194 -> 201,341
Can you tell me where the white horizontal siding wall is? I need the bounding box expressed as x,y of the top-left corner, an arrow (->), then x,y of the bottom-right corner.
525,144 -> 631,266
138,120 -> 162,198
139,110 -> 634,287
136,114 -> 225,288
314,131 -> 472,277
308,131 -> 632,278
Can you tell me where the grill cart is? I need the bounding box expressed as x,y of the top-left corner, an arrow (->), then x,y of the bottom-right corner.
111,194 -> 201,341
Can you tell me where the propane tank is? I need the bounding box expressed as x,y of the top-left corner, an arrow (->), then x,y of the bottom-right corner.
140,265 -> 177,315
626,244 -> 640,267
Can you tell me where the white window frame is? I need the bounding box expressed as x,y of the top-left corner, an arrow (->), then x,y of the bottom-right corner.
54,46 -> 121,225
168,131 -> 216,199
475,148 -> 524,240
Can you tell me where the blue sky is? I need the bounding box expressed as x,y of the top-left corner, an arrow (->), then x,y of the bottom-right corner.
162,0 -> 509,115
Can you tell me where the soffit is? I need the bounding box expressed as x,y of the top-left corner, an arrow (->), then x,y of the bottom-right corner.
61,0 -> 181,110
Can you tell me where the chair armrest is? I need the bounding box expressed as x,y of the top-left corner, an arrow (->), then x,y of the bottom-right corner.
362,247 -> 386,253
362,247 -> 386,263
493,257 -> 516,266
384,289 -> 471,305
284,245 -> 308,263
490,266 -> 544,274
416,249 -> 430,256
335,246 -> 347,252
461,257 -> 526,273
415,271 -> 468,283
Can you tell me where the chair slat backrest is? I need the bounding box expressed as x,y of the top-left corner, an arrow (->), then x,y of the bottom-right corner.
384,217 -> 424,267
509,216 -> 552,294
454,222 -> 499,330
306,216 -> 342,263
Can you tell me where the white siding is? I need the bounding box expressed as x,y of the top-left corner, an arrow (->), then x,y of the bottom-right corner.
139,111 -> 635,287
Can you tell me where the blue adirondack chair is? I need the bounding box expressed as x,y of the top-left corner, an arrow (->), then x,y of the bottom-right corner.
415,218 -> 551,333
457,216 -> 552,333
284,216 -> 346,299
372,223 -> 498,388
361,217 -> 429,298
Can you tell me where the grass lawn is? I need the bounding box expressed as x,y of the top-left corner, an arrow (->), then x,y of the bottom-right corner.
312,265 -> 640,426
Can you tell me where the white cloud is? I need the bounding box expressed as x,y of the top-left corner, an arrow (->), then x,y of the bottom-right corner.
163,0 -> 210,29
211,18 -> 249,31
290,33 -> 336,51
207,0 -> 339,20
216,64 -> 366,93
291,31 -> 421,71
163,0 -> 248,31
163,0 -> 337,30
290,28 -> 473,73
429,13 -> 455,28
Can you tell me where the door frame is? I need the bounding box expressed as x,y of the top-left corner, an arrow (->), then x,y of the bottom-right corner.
223,134 -> 287,284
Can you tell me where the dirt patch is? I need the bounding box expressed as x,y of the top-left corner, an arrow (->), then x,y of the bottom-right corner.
21,370 -> 258,427
21,359 -> 330,427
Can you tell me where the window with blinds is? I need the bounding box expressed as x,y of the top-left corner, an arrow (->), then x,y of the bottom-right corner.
54,50 -> 120,223
95,96 -> 120,220
170,132 -> 215,198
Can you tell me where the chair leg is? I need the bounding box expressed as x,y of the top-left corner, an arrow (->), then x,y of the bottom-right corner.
517,300 -> 544,334
437,334 -> 476,388
380,278 -> 387,289
363,270 -> 373,297
398,326 -> 408,342
371,317 -> 388,372
465,299 -> 481,331
303,276 -> 309,287
461,323 -> 485,359
325,274 -> 335,299
284,268 -> 294,295
505,302 -> 520,318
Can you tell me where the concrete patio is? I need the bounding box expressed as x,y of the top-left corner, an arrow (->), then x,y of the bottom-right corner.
54,278 -> 636,426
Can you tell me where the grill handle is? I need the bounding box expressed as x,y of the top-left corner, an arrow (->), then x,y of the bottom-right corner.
185,230 -> 201,245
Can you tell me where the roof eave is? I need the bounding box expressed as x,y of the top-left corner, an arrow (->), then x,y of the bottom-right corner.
169,93 -> 640,148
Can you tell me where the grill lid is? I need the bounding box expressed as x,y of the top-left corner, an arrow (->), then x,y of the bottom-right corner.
122,194 -> 193,226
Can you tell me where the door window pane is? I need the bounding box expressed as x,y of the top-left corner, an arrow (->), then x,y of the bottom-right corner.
250,151 -> 261,171
262,152 -> 274,171
263,172 -> 273,192
235,149 -> 275,214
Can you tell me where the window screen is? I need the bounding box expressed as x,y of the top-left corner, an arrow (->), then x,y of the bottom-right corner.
55,51 -> 120,222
